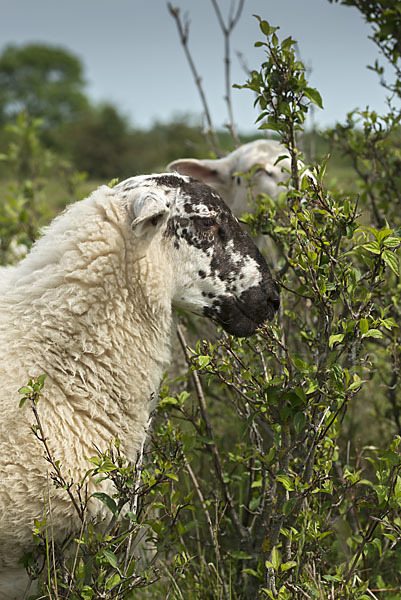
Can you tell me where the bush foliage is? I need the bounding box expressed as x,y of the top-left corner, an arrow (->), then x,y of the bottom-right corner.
2,2 -> 401,599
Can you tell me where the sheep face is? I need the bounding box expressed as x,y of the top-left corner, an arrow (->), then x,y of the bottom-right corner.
117,173 -> 279,337
168,140 -> 290,218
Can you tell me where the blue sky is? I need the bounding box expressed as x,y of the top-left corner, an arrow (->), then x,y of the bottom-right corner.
1,0 -> 392,132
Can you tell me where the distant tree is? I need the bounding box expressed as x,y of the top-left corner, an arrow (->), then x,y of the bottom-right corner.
58,103 -> 134,179
0,43 -> 89,127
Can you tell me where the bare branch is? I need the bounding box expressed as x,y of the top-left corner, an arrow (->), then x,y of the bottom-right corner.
176,324 -> 249,543
210,0 -> 243,145
167,3 -> 222,155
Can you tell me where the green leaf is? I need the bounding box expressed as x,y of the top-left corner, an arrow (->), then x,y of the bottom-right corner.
243,568 -> 261,579
381,317 -> 398,330
259,122 -> 287,133
18,386 -> 31,395
377,228 -> 392,243
36,374 -> 47,389
359,318 -> 369,334
102,549 -> 118,569
381,450 -> 401,466
382,249 -> 399,275
258,19 -> 275,37
106,573 -> 121,589
294,411 -> 306,435
271,547 -> 281,571
303,87 -> 323,109
361,329 -> 383,339
329,333 -> 344,348
292,357 -> 306,370
197,355 -> 211,369
283,497 -> 297,516
294,386 -> 307,403
97,457 -> 117,473
81,586 -> 95,600
383,236 -> 400,248
92,492 -> 118,516
108,178 -> 119,188
363,241 -> 381,254
276,474 -> 295,491
349,374 -> 366,390
306,379 -> 319,394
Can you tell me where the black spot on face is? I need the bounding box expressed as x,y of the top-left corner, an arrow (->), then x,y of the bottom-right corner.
149,174 -> 185,188
198,270 -> 207,278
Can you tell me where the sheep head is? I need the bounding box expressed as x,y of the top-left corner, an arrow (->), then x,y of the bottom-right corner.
116,173 -> 279,337
167,139 -> 290,218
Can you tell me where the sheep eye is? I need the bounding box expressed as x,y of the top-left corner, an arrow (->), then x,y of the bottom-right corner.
150,214 -> 163,226
194,216 -> 217,230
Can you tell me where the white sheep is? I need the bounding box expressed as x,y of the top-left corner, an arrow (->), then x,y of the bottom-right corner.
168,139 -> 291,218
0,173 -> 279,598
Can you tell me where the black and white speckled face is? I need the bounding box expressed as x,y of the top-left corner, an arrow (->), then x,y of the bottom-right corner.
118,173 -> 279,337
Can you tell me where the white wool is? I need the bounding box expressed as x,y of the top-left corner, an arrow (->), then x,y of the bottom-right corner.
0,184 -> 174,595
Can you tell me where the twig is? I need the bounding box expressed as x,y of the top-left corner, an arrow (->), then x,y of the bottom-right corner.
176,324 -> 249,544
30,396 -> 85,522
67,511 -> 87,597
183,453 -> 229,599
210,0 -> 244,145
123,420 -> 152,573
167,3 -> 222,155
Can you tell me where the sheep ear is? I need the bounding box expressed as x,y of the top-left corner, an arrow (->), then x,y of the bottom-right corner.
168,158 -> 229,186
131,190 -> 170,238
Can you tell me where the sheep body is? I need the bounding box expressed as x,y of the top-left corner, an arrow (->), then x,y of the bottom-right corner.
0,187 -> 171,570
0,174 -> 278,598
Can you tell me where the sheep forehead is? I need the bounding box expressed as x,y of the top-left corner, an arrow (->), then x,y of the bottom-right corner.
115,173 -> 193,194
117,173 -> 262,290
138,173 -> 234,219
234,141 -> 285,171
116,173 -> 231,216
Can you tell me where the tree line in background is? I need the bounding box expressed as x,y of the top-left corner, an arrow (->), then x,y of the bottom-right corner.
3,1 -> 401,598
0,42 -> 256,180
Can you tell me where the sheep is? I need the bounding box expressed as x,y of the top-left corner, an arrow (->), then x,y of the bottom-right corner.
168,139 -> 291,218
0,172 -> 279,598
